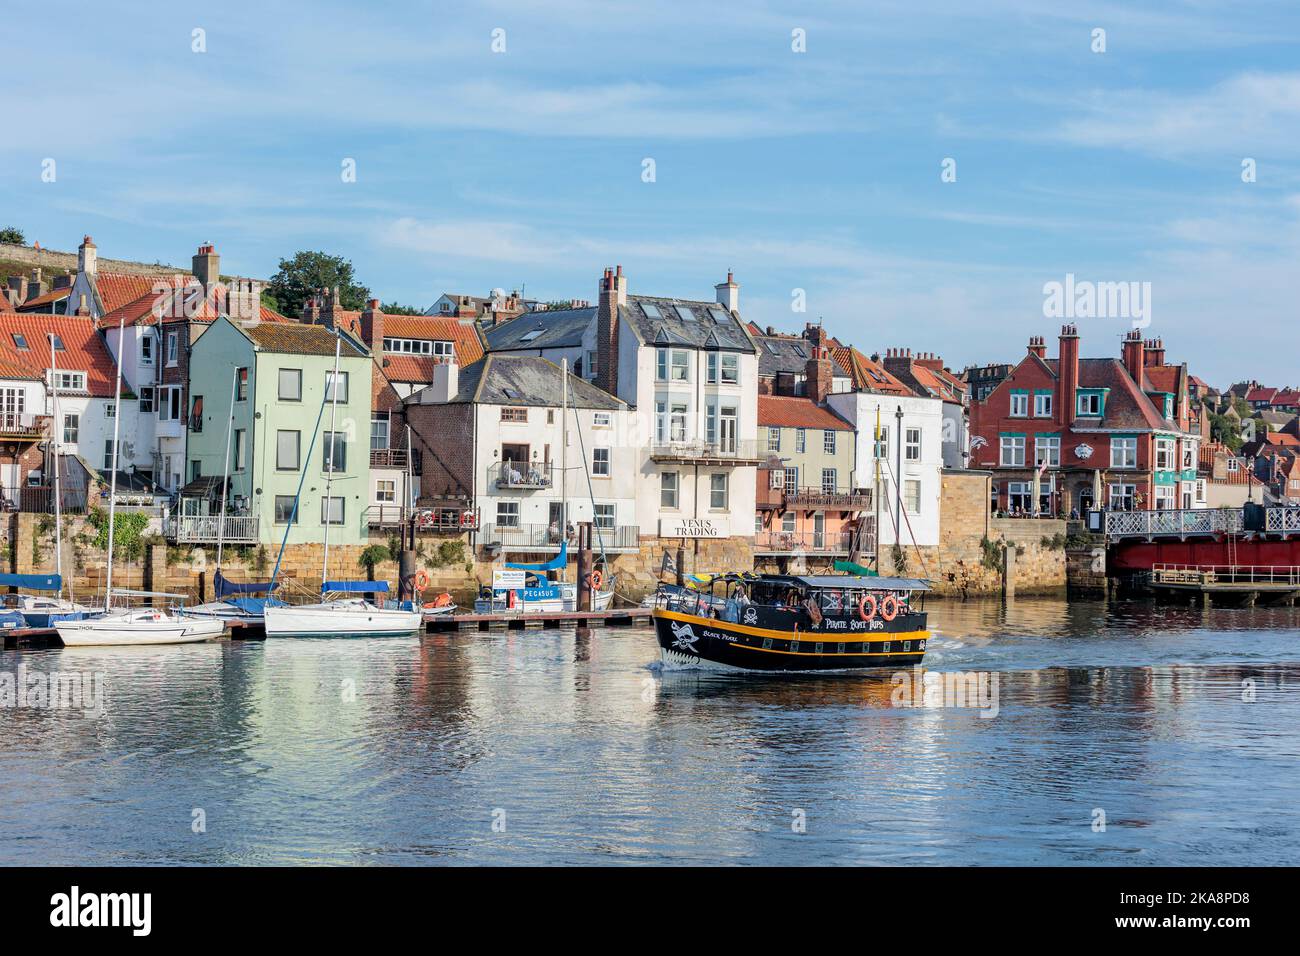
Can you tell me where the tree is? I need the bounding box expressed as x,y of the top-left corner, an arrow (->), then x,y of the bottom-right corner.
266,251 -> 370,319
0,226 -> 24,244
380,301 -> 423,316
357,544 -> 392,581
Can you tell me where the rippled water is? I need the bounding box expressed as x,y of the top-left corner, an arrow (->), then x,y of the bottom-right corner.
1,597 -> 1297,865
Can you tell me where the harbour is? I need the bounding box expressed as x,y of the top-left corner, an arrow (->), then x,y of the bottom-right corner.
2,595 -> 1296,866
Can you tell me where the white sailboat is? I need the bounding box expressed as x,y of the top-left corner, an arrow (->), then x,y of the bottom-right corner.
54,316 -> 223,647
262,329 -> 421,637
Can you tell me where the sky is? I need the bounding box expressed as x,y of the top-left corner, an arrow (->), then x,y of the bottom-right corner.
3,0 -> 1299,386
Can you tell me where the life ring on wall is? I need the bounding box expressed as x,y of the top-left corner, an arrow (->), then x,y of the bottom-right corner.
413,569 -> 430,592
879,593 -> 899,622
857,593 -> 877,622
587,569 -> 604,591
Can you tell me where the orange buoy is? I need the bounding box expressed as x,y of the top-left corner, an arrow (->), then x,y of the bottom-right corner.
879,593 -> 899,622
857,592 -> 877,622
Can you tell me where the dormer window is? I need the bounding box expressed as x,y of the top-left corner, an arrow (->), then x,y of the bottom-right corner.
51,370 -> 86,391
11,333 -> 27,350
1078,392 -> 1102,416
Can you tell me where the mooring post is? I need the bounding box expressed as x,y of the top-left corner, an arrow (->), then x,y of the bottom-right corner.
577,522 -> 593,612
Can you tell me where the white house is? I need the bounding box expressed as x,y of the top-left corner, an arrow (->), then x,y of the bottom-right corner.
403,355 -> 640,555
826,390 -> 946,548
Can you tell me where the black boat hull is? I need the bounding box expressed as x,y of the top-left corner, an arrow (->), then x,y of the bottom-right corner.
653,608 -> 928,672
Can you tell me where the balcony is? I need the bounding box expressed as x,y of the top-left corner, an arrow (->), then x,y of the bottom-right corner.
164,514 -> 260,544
786,486 -> 872,510
156,416 -> 185,439
370,447 -> 421,472
482,522 -> 640,553
0,412 -> 50,440
491,460 -> 554,490
753,529 -> 859,556
650,439 -> 763,466
365,504 -> 478,532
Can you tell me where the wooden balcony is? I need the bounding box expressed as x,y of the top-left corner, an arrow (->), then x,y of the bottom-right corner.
0,412 -> 51,440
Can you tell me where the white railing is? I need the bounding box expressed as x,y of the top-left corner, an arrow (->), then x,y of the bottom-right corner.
1152,563 -> 1300,586
166,515 -> 260,544
1104,508 -> 1242,539
754,530 -> 857,554
1265,507 -> 1300,534
482,522 -> 640,552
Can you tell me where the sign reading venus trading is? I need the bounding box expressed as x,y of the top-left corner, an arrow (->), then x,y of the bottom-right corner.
659,518 -> 728,539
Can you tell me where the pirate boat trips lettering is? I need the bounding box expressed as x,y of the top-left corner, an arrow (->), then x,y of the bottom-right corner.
653,573 -> 930,672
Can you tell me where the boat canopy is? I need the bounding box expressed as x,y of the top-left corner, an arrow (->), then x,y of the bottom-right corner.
0,572 -> 61,591
215,570 -> 278,597
762,574 -> 931,592
506,541 -> 567,572
322,580 -> 390,594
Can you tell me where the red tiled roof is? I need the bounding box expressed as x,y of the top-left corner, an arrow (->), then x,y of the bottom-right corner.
95,272 -> 181,315
1246,386 -> 1278,403
348,311 -> 487,413
0,314 -> 119,396
830,346 -> 910,395
758,395 -> 853,430
15,286 -> 71,310
1144,365 -> 1181,394
0,289 -> 14,313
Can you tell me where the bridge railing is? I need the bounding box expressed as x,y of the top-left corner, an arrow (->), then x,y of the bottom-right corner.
1264,507 -> 1300,534
1104,508 -> 1242,539
1152,563 -> 1300,586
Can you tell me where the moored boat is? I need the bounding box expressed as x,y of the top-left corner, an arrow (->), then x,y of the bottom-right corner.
263,581 -> 423,637
55,603 -> 224,647
652,573 -> 931,672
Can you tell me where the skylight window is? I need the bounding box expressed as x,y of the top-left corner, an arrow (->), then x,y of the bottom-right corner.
792,345 -> 807,358
708,308 -> 728,323
764,340 -> 778,354
674,305 -> 695,322
520,328 -> 544,342
11,333 -> 28,349
641,303 -> 662,320
50,335 -> 65,351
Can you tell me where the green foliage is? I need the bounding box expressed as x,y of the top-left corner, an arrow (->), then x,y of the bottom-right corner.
254,545 -> 268,575
429,539 -> 465,568
1040,532 -> 1066,550
1065,531 -> 1094,549
86,507 -> 150,563
266,250 -> 370,319
380,301 -> 423,315
358,544 -> 392,580
0,226 -> 24,244
979,536 -> 1004,572
890,543 -> 908,576
1209,412 -> 1244,452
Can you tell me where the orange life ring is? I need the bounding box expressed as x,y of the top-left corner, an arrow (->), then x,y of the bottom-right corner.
879,593 -> 899,622
857,592 -> 877,622
413,569 -> 430,591
587,570 -> 604,590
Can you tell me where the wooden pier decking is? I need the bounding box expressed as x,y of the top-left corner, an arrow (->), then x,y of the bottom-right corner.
1149,564 -> 1300,605
3,607 -> 652,648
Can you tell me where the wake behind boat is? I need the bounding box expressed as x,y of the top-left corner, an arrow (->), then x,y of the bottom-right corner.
263,580 -> 422,637
653,573 -> 931,672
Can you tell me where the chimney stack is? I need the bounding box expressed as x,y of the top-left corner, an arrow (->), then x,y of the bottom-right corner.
426,361 -> 459,404
1143,337 -> 1165,367
1027,335 -> 1046,359
192,243 -> 219,293
805,346 -> 833,404
714,270 -> 739,312
7,275 -> 27,304
78,235 -> 98,276
1121,329 -> 1145,384
361,298 -> 384,354
595,266 -> 625,396
1056,324 -> 1080,428
28,268 -> 47,301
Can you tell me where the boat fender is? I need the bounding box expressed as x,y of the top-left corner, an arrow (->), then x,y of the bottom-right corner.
879,593 -> 899,622
426,592 -> 452,608
857,593 -> 877,622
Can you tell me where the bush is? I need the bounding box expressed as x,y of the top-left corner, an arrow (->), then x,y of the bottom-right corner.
85,507 -> 149,563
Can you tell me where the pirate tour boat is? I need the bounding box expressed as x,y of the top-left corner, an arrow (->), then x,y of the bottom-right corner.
653,573 -> 931,672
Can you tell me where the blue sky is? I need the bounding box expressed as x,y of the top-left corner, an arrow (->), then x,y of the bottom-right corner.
3,1 -> 1299,385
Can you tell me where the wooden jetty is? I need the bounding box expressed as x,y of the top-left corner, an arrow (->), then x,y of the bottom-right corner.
1149,563 -> 1300,605
4,607 -> 652,648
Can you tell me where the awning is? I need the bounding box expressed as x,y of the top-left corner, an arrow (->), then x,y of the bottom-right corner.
506,540 -> 567,572
180,476 -> 227,498
322,580 -> 390,594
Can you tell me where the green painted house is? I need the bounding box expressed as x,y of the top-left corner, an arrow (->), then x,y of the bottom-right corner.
183,316 -> 372,547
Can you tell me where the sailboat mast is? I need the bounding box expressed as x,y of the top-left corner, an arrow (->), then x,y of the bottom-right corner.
49,333 -> 64,595
561,358 -> 568,581
104,316 -> 126,612
321,331 -> 343,589
215,367 -> 238,570
873,404 -> 882,571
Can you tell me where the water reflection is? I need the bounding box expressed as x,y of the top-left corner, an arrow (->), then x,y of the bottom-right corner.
1,597 -> 1296,865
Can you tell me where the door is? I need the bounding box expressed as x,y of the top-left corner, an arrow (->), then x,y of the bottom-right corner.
813,512 -> 825,551
718,405 -> 738,454
548,501 -> 567,543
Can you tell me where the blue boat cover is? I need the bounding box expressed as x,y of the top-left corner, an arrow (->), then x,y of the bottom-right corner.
0,572 -> 61,591
322,580 -> 390,594
227,597 -> 288,614
215,570 -> 279,597
506,541 -> 567,572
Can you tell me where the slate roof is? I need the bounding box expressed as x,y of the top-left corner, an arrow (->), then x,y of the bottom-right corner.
621,295 -> 755,352
758,395 -> 853,430
752,333 -> 849,378
424,354 -> 623,410
1042,357 -> 1177,431
485,307 -> 595,351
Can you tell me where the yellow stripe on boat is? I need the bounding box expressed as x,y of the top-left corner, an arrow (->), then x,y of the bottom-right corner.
654,608 -> 928,645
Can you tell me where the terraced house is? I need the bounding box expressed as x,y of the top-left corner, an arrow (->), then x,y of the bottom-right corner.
969,327 -> 1203,515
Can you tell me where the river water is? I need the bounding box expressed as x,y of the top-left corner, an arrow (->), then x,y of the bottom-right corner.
1,597 -> 1296,865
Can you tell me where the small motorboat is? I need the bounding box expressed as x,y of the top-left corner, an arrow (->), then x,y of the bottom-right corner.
263,581 -> 423,637
55,601 -> 225,647
652,572 -> 931,672
421,592 -> 458,620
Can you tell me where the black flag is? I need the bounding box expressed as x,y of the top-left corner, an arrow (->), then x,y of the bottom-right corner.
660,551 -> 676,576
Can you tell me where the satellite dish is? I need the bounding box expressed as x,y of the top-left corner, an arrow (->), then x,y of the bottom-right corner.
490,287 -> 506,300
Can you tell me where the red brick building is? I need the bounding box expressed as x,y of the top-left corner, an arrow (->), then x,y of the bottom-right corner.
969,326 -> 1202,515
